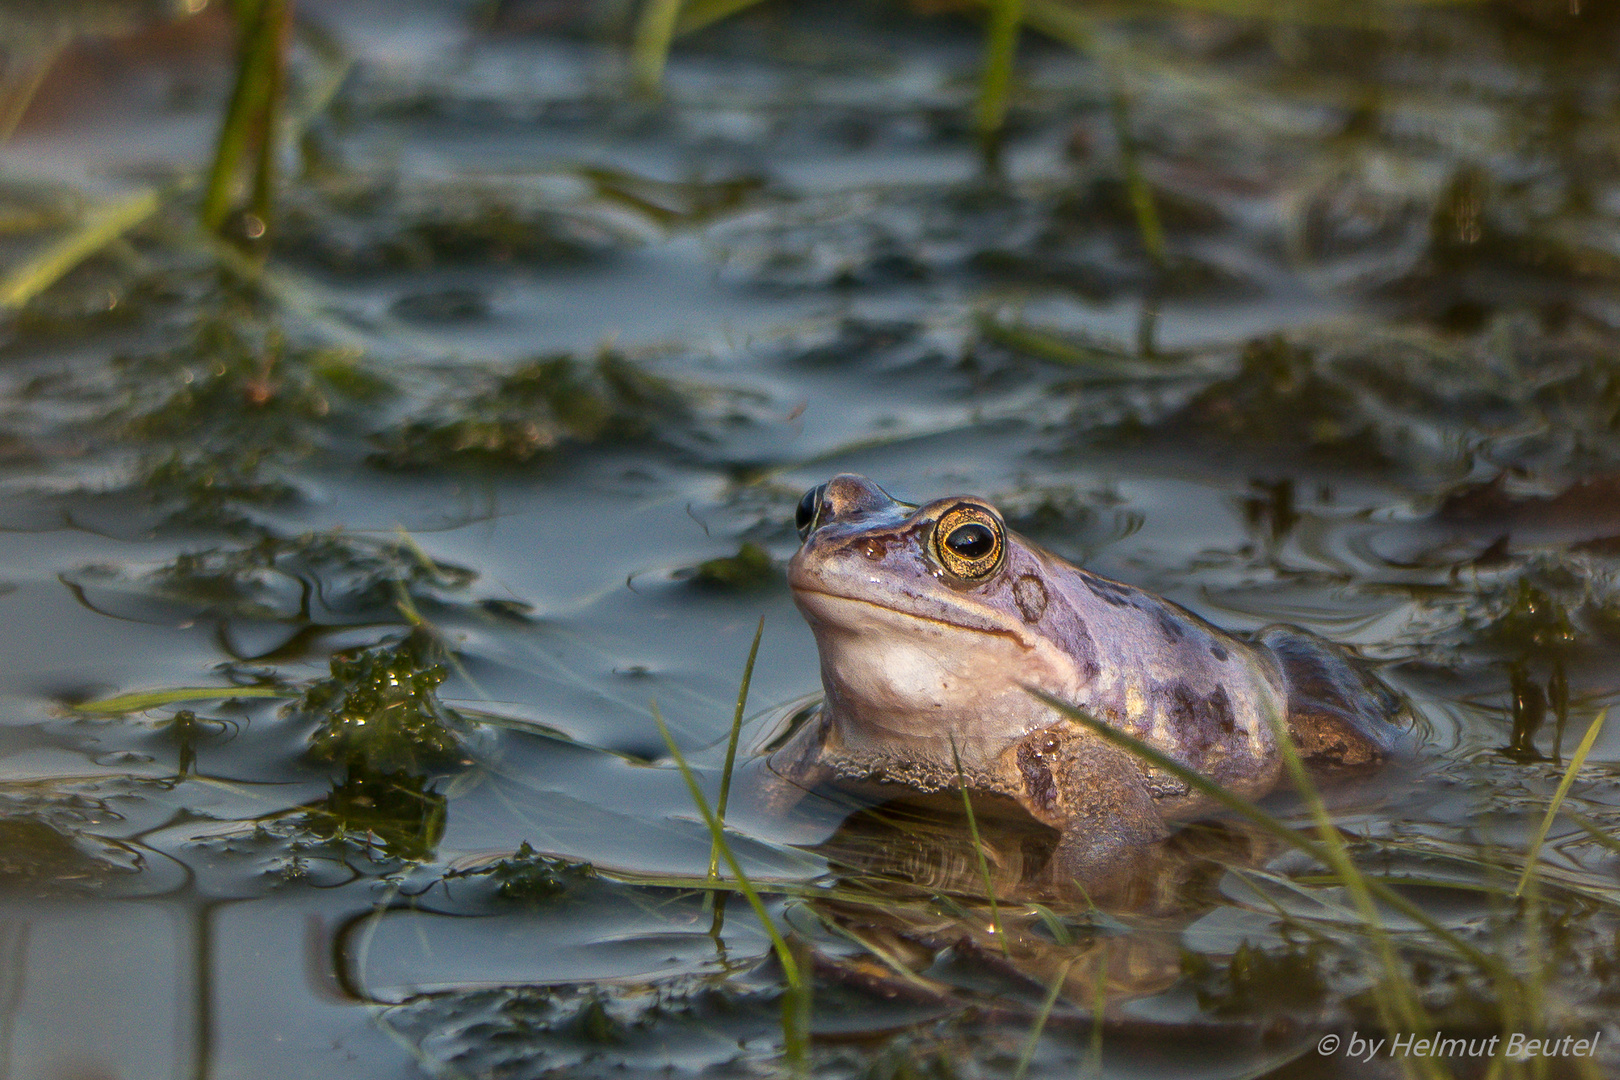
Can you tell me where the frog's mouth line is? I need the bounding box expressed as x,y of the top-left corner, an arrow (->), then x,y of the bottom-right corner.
791,588 -> 1031,647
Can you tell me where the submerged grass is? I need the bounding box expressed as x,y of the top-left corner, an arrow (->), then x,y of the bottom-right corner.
1108,86 -> 1167,271
951,735 -> 1009,956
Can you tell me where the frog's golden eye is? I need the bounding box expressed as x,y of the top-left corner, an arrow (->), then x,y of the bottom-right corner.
933,505 -> 1003,579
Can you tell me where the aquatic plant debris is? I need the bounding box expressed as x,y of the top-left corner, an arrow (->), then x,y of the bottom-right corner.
298,630 -> 469,773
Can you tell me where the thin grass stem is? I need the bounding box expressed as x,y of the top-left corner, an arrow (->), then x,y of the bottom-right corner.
0,189 -> 160,309
1565,812 -> 1620,858
673,0 -> 769,36
1013,956 -> 1076,1080
631,0 -> 684,96
248,0 -> 292,235
1029,903 -> 1074,945
1088,951 -> 1107,1075
70,684 -> 290,714
951,736 -> 1008,956
202,0 -> 284,233
1109,85 -> 1167,268
812,912 -> 951,997
1019,0 -> 1093,51
0,44 -> 61,142
1515,710 -> 1607,898
709,617 -> 765,882
651,701 -> 808,1071
976,0 -> 1025,163
1263,697 -> 1439,1076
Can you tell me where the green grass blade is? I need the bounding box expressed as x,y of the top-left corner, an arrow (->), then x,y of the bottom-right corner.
0,45 -> 62,143
1088,953 -> 1107,1075
0,189 -> 160,309
248,0 -> 291,234
1013,956 -> 1076,1080
976,0 -> 1025,159
1129,0 -> 1489,30
651,701 -> 808,1069
631,0 -> 684,96
202,0 -> 283,233
70,685 -> 291,715
674,0 -> 770,35
1020,0 -> 1093,51
951,736 -> 1008,956
1515,709 -> 1608,898
708,617 -> 765,882
1110,87 -> 1166,267
976,316 -> 1187,376
812,911 -> 954,997
1029,902 -> 1074,945
1259,694 -> 1436,1065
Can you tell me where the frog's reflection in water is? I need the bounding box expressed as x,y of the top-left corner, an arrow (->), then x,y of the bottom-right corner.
808,800 -> 1280,1006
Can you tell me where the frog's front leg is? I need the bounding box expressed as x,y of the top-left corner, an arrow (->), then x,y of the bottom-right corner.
999,721 -> 1169,893
757,708 -> 837,813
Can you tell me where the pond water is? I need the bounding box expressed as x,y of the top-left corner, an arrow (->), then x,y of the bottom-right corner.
3,0 -> 1620,1077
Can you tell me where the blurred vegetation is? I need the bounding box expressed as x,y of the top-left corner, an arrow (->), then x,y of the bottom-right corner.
688,541 -> 776,590
369,351 -> 695,470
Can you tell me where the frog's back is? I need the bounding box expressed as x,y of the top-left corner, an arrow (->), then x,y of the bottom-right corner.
1254,624 -> 1411,769
1037,559 -> 1406,797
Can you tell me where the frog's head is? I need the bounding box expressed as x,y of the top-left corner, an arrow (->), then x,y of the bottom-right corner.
788,474 -> 1093,756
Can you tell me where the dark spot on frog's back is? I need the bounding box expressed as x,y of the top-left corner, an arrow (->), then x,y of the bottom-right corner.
1206,686 -> 1235,732
1058,613 -> 1101,682
1166,683 -> 1236,753
1210,644 -> 1228,662
1153,605 -> 1185,641
1012,574 -> 1048,623
1082,574 -> 1132,607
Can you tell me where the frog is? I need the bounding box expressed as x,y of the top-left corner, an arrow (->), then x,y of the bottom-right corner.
767,474 -> 1409,894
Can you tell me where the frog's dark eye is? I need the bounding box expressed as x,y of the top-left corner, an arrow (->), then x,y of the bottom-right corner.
933,504 -> 1004,579
795,484 -> 827,541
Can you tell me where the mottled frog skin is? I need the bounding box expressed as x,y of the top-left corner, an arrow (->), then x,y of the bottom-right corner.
770,474 -> 1408,890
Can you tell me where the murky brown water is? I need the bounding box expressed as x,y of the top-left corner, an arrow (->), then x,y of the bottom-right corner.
2,1 -> 1620,1077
